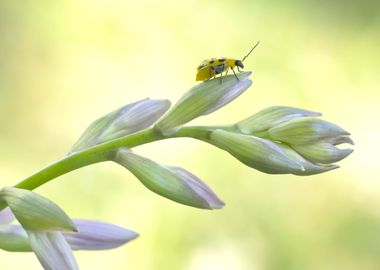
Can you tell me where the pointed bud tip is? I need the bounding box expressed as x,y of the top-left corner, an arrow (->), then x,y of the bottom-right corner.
293,164 -> 340,176
208,200 -> 225,210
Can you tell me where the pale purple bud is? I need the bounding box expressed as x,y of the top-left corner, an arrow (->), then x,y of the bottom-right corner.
0,220 -> 138,252
275,143 -> 339,175
209,129 -> 305,174
72,98 -> 171,152
63,219 -> 138,250
114,149 -> 224,209
155,72 -> 252,135
268,118 -> 350,145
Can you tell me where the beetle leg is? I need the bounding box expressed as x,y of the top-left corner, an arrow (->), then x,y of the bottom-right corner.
232,68 -> 239,81
219,67 -> 229,84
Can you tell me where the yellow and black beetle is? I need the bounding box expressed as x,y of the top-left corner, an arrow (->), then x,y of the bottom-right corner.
196,41 -> 260,82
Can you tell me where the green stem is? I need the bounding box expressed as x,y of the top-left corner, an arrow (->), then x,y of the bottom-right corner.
14,126 -> 215,190
0,125 -> 219,211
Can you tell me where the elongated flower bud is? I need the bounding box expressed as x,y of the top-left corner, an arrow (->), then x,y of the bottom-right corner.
236,106 -> 321,134
114,149 -> 224,209
268,118 -> 350,145
155,72 -> 252,135
291,142 -> 353,164
274,143 -> 339,176
209,129 -> 305,174
72,98 -> 171,152
0,220 -> 138,252
64,219 -> 138,250
0,187 -> 76,232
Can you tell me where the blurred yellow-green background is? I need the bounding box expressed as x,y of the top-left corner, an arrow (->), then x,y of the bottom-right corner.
1,0 -> 379,269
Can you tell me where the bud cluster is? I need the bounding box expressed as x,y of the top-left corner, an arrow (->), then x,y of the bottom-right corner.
1,71 -> 354,270
196,106 -> 353,176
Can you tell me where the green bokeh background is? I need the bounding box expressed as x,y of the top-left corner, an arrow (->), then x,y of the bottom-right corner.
1,1 -> 379,269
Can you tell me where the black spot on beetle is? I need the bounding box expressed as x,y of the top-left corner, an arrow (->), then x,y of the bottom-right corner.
214,64 -> 225,74
209,60 -> 215,64
218,58 -> 226,62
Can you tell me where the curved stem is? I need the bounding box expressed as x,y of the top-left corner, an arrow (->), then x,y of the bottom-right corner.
0,126 -> 219,211
14,126 -> 214,191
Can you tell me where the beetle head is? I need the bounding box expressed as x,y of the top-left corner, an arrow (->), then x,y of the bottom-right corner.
235,60 -> 244,69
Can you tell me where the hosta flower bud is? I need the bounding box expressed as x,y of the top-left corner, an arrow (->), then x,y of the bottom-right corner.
233,106 -> 354,172
274,143 -> 339,176
72,98 -> 171,152
114,149 -> 224,209
236,106 -> 321,134
64,219 -> 138,250
209,129 -> 305,174
0,187 -> 76,232
268,117 -> 350,145
291,141 -> 353,164
0,219 -> 138,252
155,72 -> 252,135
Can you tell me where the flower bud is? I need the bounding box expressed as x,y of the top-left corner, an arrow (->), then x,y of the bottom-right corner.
275,143 -> 339,176
114,149 -> 224,209
72,98 -> 171,152
64,219 -> 138,250
0,219 -> 138,252
236,106 -> 321,134
268,117 -> 350,145
155,72 -> 252,135
0,187 -> 76,232
291,142 -> 353,164
209,129 -> 305,174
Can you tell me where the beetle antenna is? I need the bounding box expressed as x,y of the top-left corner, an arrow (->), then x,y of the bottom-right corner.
242,41 -> 260,62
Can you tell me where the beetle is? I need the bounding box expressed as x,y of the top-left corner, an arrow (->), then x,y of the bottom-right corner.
196,41 -> 260,82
